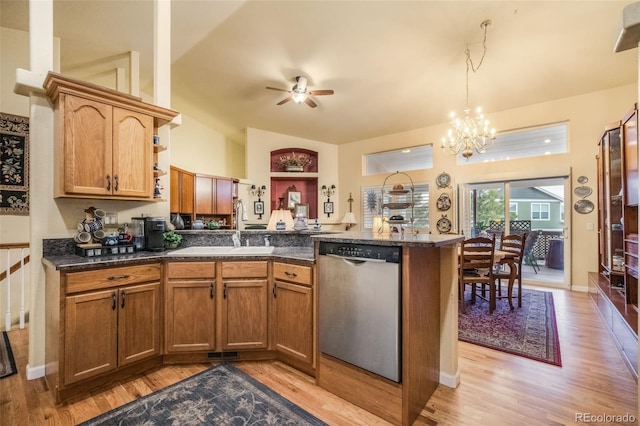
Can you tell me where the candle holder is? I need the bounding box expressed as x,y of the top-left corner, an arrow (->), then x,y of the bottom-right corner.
321,184 -> 336,218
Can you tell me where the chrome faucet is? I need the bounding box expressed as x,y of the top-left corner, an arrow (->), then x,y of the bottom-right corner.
264,235 -> 270,247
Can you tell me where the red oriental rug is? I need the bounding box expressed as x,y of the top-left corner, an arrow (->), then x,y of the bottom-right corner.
458,288 -> 562,366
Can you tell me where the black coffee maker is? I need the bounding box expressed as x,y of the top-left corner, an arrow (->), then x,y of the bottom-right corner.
131,217 -> 166,251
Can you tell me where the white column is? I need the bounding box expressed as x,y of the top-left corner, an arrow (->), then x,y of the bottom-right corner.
154,0 -> 171,108
25,0 -> 55,380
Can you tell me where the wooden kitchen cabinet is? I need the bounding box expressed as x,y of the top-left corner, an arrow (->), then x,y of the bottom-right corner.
272,262 -> 314,372
195,174 -> 215,214
44,71 -> 178,200
63,289 -> 118,384
64,281 -> 160,385
165,262 -> 216,352
221,261 -> 268,350
170,166 -> 195,215
45,262 -> 162,402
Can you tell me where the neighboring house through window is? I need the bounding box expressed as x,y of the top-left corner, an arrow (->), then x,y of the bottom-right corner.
531,202 -> 550,220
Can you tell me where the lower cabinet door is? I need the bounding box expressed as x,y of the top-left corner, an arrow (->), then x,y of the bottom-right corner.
273,280 -> 313,364
165,281 -> 216,352
64,289 -> 118,385
221,279 -> 268,350
118,282 -> 161,366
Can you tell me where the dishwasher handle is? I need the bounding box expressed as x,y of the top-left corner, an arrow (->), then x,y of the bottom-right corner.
323,253 -> 388,264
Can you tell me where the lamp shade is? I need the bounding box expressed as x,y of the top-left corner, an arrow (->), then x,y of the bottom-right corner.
266,209 -> 295,230
341,212 -> 357,225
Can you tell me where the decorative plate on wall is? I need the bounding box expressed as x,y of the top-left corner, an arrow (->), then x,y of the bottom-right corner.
436,193 -> 451,211
574,199 -> 595,214
436,215 -> 452,233
436,172 -> 451,189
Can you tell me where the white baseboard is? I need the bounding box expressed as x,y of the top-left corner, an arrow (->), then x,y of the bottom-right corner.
26,363 -> 45,380
439,369 -> 460,388
571,285 -> 588,293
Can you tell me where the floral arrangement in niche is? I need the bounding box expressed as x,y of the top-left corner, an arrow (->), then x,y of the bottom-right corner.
279,152 -> 312,171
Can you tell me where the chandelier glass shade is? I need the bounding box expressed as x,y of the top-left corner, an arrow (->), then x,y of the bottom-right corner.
442,107 -> 496,159
441,19 -> 495,160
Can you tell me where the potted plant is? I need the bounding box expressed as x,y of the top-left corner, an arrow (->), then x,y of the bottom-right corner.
162,231 -> 183,249
279,152 -> 312,172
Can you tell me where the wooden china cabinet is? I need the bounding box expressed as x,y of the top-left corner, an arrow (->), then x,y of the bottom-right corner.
592,104 -> 638,379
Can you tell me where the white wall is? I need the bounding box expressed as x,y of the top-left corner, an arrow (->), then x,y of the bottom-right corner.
170,91 -> 245,179
246,128 -> 340,228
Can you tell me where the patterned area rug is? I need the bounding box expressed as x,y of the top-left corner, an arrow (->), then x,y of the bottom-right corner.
79,363 -> 327,425
0,331 -> 17,379
458,288 -> 562,366
0,113 -> 29,215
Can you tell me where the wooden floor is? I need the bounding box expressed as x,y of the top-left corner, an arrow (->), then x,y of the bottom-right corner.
1,287 -> 638,425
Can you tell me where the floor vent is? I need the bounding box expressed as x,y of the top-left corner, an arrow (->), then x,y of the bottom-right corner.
207,351 -> 239,359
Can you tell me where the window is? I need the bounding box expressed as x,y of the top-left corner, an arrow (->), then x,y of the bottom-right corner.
364,145 -> 433,176
509,202 -> 518,219
361,183 -> 430,230
531,203 -> 550,220
462,122 -> 567,164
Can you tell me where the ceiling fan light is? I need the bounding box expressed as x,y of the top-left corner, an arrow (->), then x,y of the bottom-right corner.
292,91 -> 307,103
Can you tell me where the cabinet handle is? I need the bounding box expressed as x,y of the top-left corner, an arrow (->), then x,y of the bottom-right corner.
108,275 -> 130,281
106,174 -> 111,191
223,283 -> 227,299
284,271 -> 298,278
210,283 -> 215,299
112,292 -> 117,310
114,174 -> 119,191
121,292 -> 125,309
273,282 -> 277,298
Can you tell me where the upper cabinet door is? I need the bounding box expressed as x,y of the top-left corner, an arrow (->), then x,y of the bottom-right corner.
112,108 -> 153,198
623,109 -> 638,207
215,178 -> 233,215
63,95 -> 113,196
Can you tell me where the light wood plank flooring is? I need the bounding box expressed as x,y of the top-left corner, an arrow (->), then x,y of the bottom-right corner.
1,287 -> 637,425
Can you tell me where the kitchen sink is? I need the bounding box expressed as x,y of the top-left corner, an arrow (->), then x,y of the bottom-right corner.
166,246 -> 274,256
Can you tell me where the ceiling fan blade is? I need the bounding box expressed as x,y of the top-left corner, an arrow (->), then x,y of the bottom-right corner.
308,89 -> 334,96
277,96 -> 293,105
304,97 -> 317,108
266,86 -> 290,93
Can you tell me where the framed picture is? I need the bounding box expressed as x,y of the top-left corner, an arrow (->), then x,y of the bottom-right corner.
287,191 -> 301,209
294,203 -> 309,218
254,200 -> 264,215
323,201 -> 334,215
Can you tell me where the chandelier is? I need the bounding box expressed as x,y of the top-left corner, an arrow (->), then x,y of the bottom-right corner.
441,19 -> 496,160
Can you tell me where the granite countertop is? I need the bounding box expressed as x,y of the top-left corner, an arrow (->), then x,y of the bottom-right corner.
43,246 -> 315,271
311,231 -> 463,247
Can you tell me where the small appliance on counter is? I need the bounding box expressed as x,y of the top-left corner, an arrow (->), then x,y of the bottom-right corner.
131,216 -> 166,251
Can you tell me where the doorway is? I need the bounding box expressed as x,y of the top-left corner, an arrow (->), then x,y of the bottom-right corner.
460,177 -> 569,288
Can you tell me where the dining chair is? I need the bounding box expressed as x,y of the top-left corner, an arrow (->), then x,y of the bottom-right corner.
459,236 -> 497,313
494,232 -> 527,309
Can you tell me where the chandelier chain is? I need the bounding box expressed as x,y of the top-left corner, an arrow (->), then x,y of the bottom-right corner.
441,19 -> 495,160
464,20 -> 490,107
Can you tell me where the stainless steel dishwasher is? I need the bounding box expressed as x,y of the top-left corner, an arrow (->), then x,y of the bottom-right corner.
318,241 -> 401,382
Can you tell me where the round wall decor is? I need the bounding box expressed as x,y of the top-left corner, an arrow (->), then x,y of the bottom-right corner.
436,215 -> 452,233
436,172 -> 451,189
436,193 -> 451,211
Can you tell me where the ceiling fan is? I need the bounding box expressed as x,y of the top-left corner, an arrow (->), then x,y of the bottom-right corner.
266,76 -> 334,108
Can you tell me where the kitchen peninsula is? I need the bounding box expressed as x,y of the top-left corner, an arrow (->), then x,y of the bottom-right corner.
42,229 -> 462,425
312,231 -> 463,426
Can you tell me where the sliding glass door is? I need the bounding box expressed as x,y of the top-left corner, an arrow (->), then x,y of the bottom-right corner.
461,177 -> 569,288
